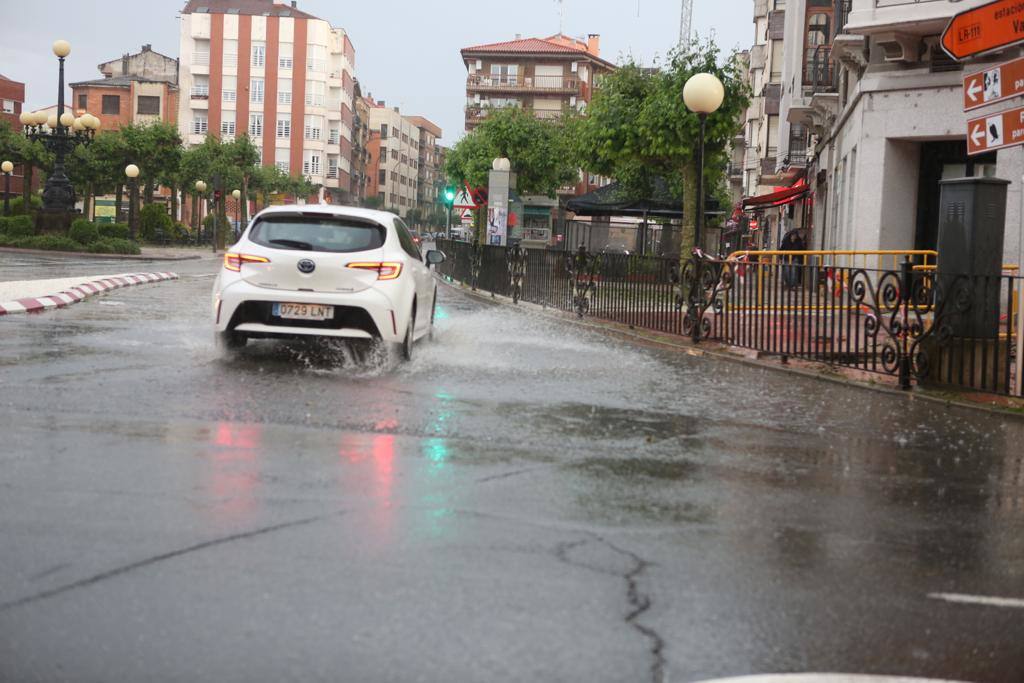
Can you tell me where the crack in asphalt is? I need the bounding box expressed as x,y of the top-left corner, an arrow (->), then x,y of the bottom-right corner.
0,513 -> 335,613
555,533 -> 666,683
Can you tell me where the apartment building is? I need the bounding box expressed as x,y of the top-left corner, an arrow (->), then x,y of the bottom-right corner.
764,0 -> 1023,267
70,45 -> 179,130
0,73 -> 28,200
367,102 -> 426,217
461,33 -> 615,132
350,79 -> 371,204
405,116 -> 444,211
177,0 -> 356,201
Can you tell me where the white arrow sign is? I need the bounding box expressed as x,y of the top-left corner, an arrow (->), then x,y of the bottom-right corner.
971,123 -> 986,147
967,79 -> 983,102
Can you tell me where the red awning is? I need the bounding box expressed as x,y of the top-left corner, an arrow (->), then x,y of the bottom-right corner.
742,185 -> 809,209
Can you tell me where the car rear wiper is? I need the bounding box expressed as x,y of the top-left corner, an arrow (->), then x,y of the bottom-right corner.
268,239 -> 314,250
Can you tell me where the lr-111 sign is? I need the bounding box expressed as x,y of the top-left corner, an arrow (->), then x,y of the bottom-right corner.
966,104 -> 1024,154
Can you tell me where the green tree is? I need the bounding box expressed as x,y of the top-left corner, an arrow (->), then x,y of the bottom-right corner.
0,120 -> 53,210
444,107 -> 577,197
571,39 -> 750,255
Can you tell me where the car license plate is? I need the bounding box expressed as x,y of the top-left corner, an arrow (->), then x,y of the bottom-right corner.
273,303 -> 333,320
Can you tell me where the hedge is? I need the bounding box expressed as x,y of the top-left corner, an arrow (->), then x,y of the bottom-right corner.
0,215 -> 35,238
69,219 -> 100,245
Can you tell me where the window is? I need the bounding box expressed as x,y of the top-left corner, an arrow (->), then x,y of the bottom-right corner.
277,117 -> 291,139
329,128 -> 340,145
224,39 -> 238,68
77,94 -> 87,110
278,78 -> 292,105
303,153 -> 321,176
391,150 -> 399,161
379,169 -> 386,184
394,219 -> 421,260
327,158 -> 339,179
191,76 -> 210,98
252,41 -> 265,68
804,12 -> 833,85
102,95 -> 121,115
379,146 -> 387,159
490,64 -> 519,86
251,79 -> 264,103
305,80 -> 325,107
304,115 -> 323,141
221,119 -> 236,138
279,43 -> 293,69
249,214 -> 386,253
249,113 -> 263,137
380,124 -> 388,139
391,171 -> 398,181
276,160 -> 290,173
223,76 -> 237,103
401,154 -> 408,165
137,96 -> 160,115
192,114 -> 208,135
307,45 -> 327,73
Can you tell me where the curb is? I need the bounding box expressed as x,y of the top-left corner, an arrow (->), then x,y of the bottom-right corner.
0,246 -> 203,261
440,279 -> 1024,422
0,272 -> 179,317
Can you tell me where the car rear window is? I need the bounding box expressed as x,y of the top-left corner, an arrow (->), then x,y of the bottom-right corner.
249,214 -> 386,253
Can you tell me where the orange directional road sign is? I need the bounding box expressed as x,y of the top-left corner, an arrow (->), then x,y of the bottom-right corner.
942,0 -> 1024,60
966,105 -> 1024,155
964,56 -> 1024,110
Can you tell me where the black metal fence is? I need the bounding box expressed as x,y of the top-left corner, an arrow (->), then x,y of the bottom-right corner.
436,240 -> 1023,398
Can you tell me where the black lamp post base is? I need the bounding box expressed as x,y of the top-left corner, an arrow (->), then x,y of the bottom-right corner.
41,175 -> 76,213
35,208 -> 78,236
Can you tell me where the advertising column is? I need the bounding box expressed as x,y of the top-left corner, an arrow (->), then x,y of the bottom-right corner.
487,158 -> 511,246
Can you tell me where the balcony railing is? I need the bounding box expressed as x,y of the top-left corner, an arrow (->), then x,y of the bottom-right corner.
192,52 -> 210,66
467,74 -> 579,92
804,46 -> 836,92
191,86 -> 210,98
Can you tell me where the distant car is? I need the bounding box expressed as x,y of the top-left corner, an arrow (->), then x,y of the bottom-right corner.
212,205 -> 445,360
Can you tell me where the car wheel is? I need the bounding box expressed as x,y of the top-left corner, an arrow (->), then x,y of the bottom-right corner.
401,308 -> 415,361
216,331 -> 247,351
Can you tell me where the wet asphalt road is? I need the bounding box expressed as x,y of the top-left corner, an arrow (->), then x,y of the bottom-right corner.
0,252 -> 1022,683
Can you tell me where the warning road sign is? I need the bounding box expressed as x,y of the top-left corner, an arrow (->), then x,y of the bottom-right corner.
942,0 -> 1024,60
966,105 -> 1024,155
460,209 -> 474,225
453,186 -> 477,210
963,56 -> 1024,111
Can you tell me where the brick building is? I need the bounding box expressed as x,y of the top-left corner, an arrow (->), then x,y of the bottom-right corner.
70,45 -> 180,131
0,74 -> 28,200
177,0 -> 356,203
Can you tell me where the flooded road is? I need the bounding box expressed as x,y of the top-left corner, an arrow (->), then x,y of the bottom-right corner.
0,254 -> 1022,682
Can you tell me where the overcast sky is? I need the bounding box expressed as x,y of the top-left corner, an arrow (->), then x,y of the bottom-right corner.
0,0 -> 750,144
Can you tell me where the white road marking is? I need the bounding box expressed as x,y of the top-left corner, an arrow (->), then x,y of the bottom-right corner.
928,592 -> 1024,608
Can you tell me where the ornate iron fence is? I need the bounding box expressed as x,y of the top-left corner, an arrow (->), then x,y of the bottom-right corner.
434,240 -> 1023,397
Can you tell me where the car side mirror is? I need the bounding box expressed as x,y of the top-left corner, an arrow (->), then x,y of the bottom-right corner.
426,250 -> 446,265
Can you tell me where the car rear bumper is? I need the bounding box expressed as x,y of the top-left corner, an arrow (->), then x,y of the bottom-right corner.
214,279 -> 404,342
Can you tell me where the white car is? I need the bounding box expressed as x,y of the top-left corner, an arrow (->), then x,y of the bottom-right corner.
212,205 -> 445,359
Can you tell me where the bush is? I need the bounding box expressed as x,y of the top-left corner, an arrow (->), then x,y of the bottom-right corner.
69,219 -> 100,245
169,222 -> 191,244
97,222 -> 130,240
0,215 -> 35,238
139,204 -> 173,241
6,195 -> 42,216
12,235 -> 83,252
89,238 -> 140,255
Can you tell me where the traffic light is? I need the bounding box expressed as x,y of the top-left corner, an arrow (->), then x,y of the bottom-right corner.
443,185 -> 456,207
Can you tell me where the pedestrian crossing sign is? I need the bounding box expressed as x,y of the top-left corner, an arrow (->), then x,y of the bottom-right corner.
453,186 -> 478,210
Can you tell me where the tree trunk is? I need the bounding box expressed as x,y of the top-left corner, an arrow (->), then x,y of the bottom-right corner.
144,180 -> 155,205
22,164 -> 32,208
83,183 -> 93,221
192,193 -> 199,234
676,162 -> 698,259
241,175 -> 249,227
170,184 -> 178,223
115,184 -> 124,223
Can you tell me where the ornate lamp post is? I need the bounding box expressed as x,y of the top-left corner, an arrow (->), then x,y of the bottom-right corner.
195,180 -> 208,245
125,164 -> 140,240
232,189 -> 241,240
22,41 -> 99,214
1,161 -> 13,216
682,72 -> 725,253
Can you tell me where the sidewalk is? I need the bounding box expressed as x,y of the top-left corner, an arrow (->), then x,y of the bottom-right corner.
0,272 -> 179,316
0,245 -> 209,261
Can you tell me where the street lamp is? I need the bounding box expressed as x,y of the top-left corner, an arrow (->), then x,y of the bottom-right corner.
21,40 -> 97,214
683,72 -> 725,253
1,161 -> 13,216
232,189 -> 241,240
125,164 -> 140,240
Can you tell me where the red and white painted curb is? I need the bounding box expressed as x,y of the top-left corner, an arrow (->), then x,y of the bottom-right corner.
0,272 -> 179,316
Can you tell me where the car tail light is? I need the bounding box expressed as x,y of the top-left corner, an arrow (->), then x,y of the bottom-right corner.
224,253 -> 270,272
347,262 -> 403,280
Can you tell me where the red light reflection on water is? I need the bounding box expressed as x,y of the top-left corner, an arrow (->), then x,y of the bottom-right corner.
207,422 -> 262,521
339,433 -> 396,546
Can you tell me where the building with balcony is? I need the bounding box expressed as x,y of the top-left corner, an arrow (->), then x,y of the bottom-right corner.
405,116 -> 444,214
350,79 -> 371,204
176,0 -> 356,202
460,33 -> 615,132
773,0 -> 1023,266
365,102 -> 443,218
0,73 -> 30,200
70,45 -> 179,131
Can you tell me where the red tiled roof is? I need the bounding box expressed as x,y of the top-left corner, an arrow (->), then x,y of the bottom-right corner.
461,37 -> 588,56
181,0 -> 320,21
